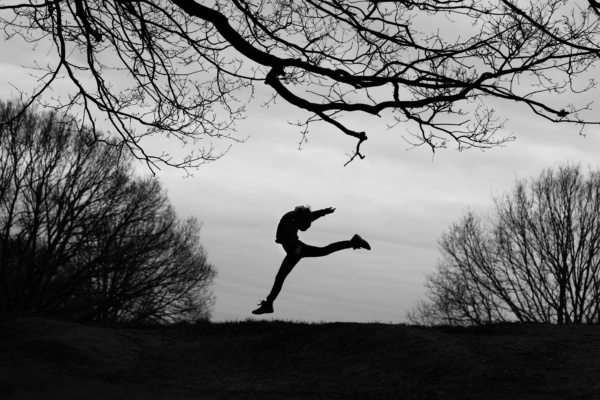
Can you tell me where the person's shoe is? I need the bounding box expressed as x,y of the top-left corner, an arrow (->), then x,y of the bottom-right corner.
351,234 -> 371,250
252,300 -> 274,315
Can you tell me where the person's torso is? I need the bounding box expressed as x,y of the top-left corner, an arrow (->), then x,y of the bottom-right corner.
275,211 -> 299,244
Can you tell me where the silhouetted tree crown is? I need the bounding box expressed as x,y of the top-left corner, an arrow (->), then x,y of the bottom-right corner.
0,99 -> 216,323
409,163 -> 600,326
2,1 -> 600,170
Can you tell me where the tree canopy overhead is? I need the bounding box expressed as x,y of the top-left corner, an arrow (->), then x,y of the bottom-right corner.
2,0 -> 600,170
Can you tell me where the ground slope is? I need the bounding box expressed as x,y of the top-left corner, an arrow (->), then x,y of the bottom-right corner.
1,317 -> 599,399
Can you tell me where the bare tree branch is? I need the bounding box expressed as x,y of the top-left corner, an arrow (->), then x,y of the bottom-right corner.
2,0 -> 600,169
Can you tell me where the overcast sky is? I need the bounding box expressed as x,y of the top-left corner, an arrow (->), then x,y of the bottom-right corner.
2,21 -> 600,324
153,96 -> 600,323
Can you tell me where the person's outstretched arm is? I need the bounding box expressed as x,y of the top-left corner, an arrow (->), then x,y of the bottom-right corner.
310,207 -> 335,222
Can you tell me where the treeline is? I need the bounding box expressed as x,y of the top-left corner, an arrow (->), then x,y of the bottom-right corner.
410,163 -> 600,326
0,100 -> 216,323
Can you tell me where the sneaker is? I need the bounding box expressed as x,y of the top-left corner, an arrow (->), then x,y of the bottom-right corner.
351,234 -> 371,250
252,300 -> 274,315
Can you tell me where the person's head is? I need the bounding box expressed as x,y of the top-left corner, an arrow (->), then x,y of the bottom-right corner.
294,205 -> 312,231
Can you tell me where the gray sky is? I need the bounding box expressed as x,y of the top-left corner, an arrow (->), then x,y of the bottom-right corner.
2,22 -> 600,323
152,91 -> 600,323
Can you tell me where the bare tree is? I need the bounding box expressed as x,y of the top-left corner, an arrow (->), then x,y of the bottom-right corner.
2,1 -> 600,171
407,211 -> 511,326
408,163 -> 600,326
0,99 -> 216,322
72,179 -> 217,323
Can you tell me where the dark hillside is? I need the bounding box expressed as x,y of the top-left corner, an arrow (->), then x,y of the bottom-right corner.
1,317 -> 599,399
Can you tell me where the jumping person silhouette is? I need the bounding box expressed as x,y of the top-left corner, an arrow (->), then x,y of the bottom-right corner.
252,205 -> 371,315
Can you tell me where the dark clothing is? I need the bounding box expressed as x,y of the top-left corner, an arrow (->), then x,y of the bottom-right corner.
266,239 -> 352,303
266,207 -> 351,304
275,209 -> 329,245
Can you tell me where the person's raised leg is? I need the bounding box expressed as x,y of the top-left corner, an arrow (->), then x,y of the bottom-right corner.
300,241 -> 353,258
301,235 -> 371,258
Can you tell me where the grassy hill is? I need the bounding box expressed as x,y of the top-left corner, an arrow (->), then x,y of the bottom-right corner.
1,317 -> 599,399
